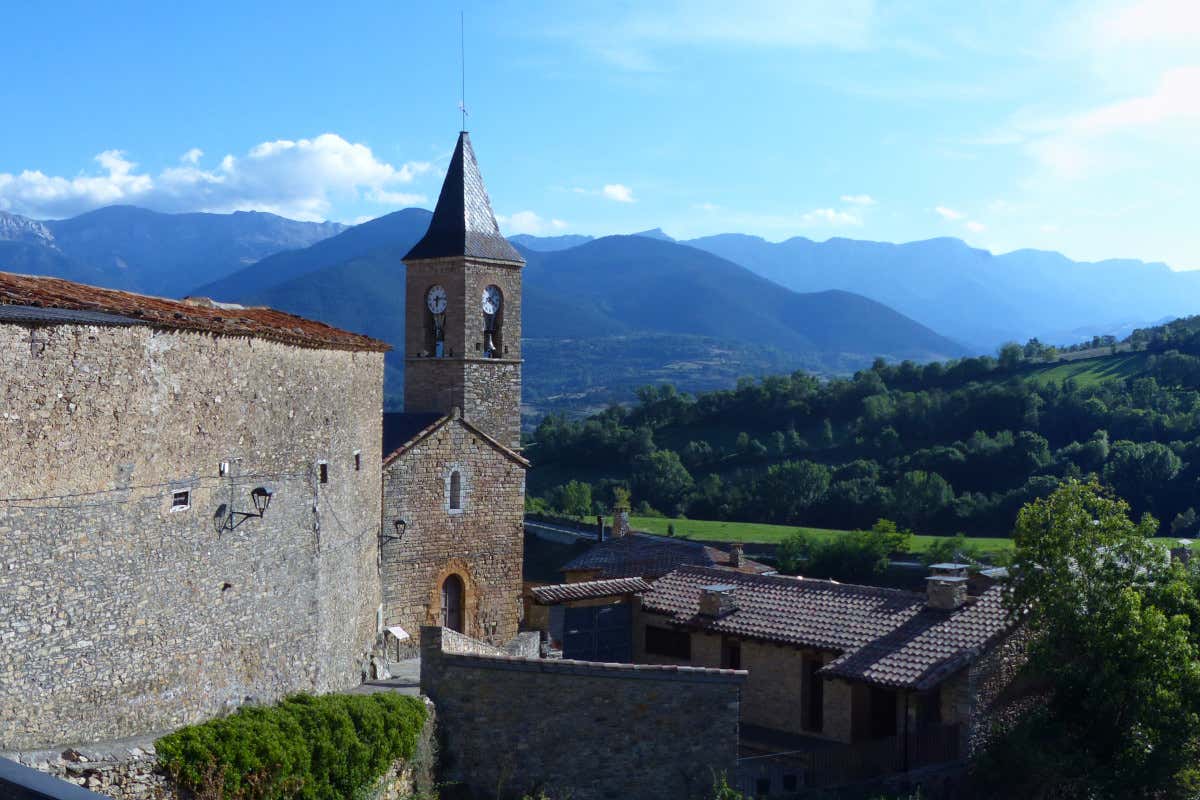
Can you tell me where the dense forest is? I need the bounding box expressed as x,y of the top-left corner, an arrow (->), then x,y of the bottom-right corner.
527,315 -> 1200,537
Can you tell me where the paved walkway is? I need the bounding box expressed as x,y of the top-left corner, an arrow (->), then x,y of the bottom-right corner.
350,658 -> 421,697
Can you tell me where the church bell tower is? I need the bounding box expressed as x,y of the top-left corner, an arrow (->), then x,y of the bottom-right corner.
403,131 -> 524,449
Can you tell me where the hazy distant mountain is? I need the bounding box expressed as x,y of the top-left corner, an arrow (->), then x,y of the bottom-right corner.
685,233 -> 1199,350
200,226 -> 964,414
194,208 -> 430,299
520,236 -> 959,362
0,211 -> 56,248
508,233 -> 594,252
633,227 -> 675,242
0,206 -> 345,296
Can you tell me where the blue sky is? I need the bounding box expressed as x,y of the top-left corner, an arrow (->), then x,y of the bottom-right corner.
1,1 -> 1197,267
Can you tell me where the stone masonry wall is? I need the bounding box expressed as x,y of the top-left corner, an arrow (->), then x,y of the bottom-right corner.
0,322 -> 383,750
420,626 -> 744,800
965,626 -> 1031,756
381,418 -> 525,648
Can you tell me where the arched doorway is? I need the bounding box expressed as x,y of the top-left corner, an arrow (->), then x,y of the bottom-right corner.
441,574 -> 464,632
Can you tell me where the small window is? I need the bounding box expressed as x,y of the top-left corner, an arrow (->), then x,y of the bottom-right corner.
319,462 -> 328,484
722,641 -> 741,670
219,461 -> 230,477
354,451 -> 361,471
171,490 -> 190,511
645,625 -> 691,660
449,470 -> 462,511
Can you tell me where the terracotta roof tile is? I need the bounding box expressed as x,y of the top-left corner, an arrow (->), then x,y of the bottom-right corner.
0,271 -> 390,353
641,566 -> 1013,690
532,577 -> 652,605
561,534 -> 772,580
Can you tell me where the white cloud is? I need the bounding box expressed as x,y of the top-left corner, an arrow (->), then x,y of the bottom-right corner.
694,202 -> 720,211
1092,0 -> 1200,47
839,193 -> 877,205
0,133 -> 434,220
496,211 -> 569,236
548,1 -> 876,72
1016,66 -> 1200,180
965,220 -> 987,232
800,208 -> 862,226
570,184 -> 637,203
935,206 -> 965,220
601,184 -> 636,203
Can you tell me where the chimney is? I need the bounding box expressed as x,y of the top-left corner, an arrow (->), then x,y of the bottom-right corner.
698,584 -> 738,618
596,514 -> 605,542
612,505 -> 631,539
926,563 -> 969,610
729,543 -> 744,568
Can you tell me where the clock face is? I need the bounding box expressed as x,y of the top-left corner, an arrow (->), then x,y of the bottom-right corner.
482,285 -> 503,315
426,285 -> 448,314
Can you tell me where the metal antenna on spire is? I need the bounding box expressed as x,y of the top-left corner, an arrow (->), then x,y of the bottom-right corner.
458,10 -> 468,131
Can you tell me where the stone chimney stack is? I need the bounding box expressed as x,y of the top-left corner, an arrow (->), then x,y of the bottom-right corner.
698,584 -> 738,618
926,563 -> 970,611
611,503 -> 631,539
729,543 -> 744,568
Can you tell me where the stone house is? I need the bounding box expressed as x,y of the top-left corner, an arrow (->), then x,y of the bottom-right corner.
635,564 -> 1020,767
528,517 -> 773,657
559,523 -> 774,583
378,131 -> 527,651
0,273 -> 387,750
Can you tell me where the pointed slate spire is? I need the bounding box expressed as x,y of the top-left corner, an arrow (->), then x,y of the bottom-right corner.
403,132 -> 524,264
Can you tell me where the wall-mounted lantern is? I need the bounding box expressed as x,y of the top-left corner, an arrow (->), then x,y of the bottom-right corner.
383,518 -> 407,544
251,486 -> 274,516
215,486 -> 275,533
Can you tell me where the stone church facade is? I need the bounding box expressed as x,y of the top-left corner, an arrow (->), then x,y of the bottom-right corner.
0,276 -> 388,750
380,131 -> 528,648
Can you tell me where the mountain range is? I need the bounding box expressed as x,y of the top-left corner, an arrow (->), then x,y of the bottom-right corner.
184,209 -> 962,416
0,206 -> 343,297
3,203 -> 1196,416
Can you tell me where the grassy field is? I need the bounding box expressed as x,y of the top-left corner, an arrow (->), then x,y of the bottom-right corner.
620,515 -> 1015,555
617,514 -> 1193,556
1024,352 -> 1148,387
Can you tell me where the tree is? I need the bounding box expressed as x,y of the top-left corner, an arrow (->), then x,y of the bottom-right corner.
891,470 -> 955,530
817,419 -> 835,448
1103,440 -> 1183,512
977,480 -> 1200,798
631,450 -> 695,513
1172,507 -> 1199,537
756,460 -> 831,524
776,519 -> 910,582
557,480 -> 593,518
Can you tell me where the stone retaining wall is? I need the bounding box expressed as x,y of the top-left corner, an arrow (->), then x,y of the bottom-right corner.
420,626 -> 744,800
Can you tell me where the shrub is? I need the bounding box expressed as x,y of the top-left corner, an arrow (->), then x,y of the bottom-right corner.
156,693 -> 427,800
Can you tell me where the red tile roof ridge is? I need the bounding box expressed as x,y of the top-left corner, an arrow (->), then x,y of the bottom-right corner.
0,270 -> 391,353
669,563 -> 924,601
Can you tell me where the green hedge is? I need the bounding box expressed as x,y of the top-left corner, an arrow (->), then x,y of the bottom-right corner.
156,693 -> 427,800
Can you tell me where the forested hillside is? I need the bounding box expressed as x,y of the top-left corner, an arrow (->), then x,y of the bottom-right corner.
528,316 -> 1200,537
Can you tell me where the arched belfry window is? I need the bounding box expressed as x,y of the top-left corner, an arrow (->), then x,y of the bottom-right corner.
449,470 -> 463,511
481,285 -> 503,358
425,284 -> 448,357
441,575 -> 464,632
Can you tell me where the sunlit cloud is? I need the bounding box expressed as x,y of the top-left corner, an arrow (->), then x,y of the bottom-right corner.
0,133 -> 434,220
